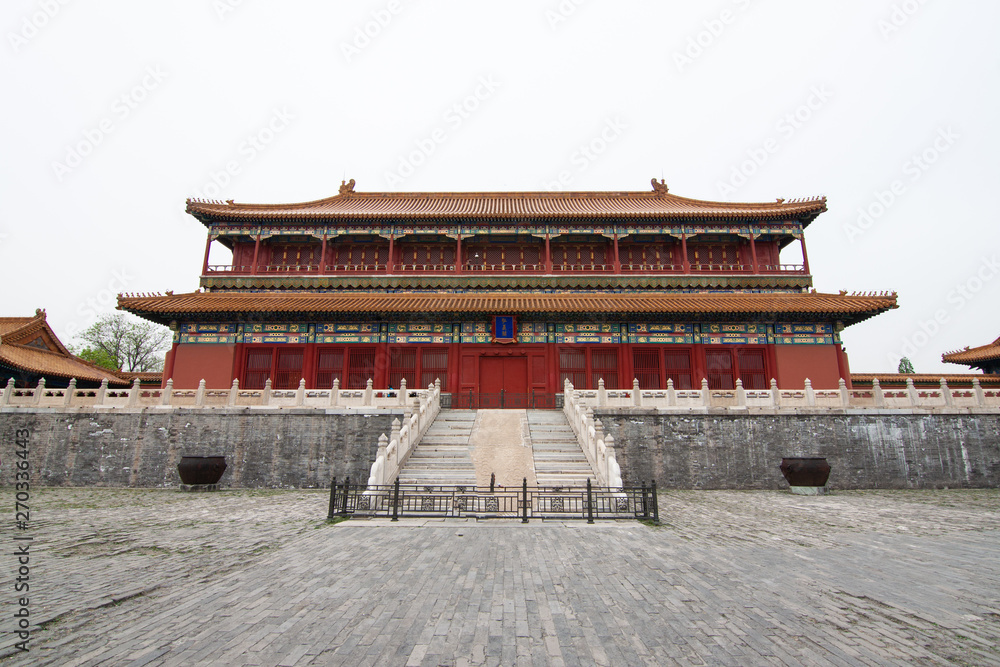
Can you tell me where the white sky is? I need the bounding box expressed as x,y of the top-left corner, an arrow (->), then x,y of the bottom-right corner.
2,1 -> 998,375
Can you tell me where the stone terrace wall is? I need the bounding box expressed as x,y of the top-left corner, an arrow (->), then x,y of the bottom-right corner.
1,409 -> 398,488
599,410 -> 1000,490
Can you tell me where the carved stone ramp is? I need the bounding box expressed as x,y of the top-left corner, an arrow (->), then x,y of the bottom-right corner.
396,410 -> 477,486
526,409 -> 598,487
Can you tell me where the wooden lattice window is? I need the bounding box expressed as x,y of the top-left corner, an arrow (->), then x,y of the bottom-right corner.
420,349 -> 449,390
632,349 -> 661,389
591,349 -> 619,389
347,348 -> 376,389
244,348 -> 273,389
737,349 -> 767,389
388,348 -> 417,389
316,348 -> 345,389
706,349 -> 735,390
664,349 -> 694,389
559,349 -> 587,388
274,349 -> 304,389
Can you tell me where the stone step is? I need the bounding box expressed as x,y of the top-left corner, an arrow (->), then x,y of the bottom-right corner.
525,409 -> 597,488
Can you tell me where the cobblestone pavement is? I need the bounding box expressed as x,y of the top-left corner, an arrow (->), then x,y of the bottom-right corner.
2,488 -> 998,666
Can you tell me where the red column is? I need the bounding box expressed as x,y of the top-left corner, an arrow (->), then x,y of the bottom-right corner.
454,235 -> 462,274
545,234 -> 553,273
320,234 -> 327,273
750,234 -> 758,274
612,233 -> 621,273
251,233 -> 261,275
800,236 -> 811,275
387,234 -> 395,273
681,234 -> 690,273
202,234 -> 212,275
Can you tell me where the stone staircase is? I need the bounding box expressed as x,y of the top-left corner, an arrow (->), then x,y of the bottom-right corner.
526,410 -> 597,488
396,410 -> 477,486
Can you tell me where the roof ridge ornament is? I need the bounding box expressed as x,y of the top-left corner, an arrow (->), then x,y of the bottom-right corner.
650,178 -> 668,194
339,178 -> 356,196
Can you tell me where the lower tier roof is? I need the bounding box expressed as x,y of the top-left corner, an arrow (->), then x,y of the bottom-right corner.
119,290 -> 897,327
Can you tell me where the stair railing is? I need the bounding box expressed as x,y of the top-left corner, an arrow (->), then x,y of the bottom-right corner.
365,379 -> 442,488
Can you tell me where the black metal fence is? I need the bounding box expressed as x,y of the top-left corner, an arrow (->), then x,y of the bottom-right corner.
448,391 -> 560,409
327,477 -> 660,523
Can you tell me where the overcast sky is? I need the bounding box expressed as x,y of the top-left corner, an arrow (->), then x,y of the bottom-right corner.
2,1 -> 998,376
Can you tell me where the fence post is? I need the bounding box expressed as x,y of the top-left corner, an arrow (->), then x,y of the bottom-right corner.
701,378 -> 710,406
341,476 -> 350,516
667,378 -> 675,407
364,379 -> 374,406
64,378 -> 76,407
34,378 -> 45,406
839,378 -> 850,407
651,480 -> 660,525
597,378 -> 606,406
873,378 -> 885,408
521,478 -> 529,524
906,378 -> 918,407
399,378 -> 407,406
736,378 -> 746,407
2,378 -> 14,406
640,481 -> 648,519
770,378 -> 780,408
586,478 -> 594,524
391,477 -> 400,522
805,378 -> 816,407
327,476 -> 337,520
228,378 -> 239,406
97,378 -> 108,405
262,378 -> 272,406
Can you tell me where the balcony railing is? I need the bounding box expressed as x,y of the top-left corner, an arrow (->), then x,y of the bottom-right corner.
204,262 -> 808,276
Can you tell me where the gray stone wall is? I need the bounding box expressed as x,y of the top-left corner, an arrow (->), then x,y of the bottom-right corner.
1,409 -> 398,488
598,410 -> 1000,489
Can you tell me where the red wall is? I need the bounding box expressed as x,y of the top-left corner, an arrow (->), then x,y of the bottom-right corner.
170,344 -> 236,389
774,344 -> 843,389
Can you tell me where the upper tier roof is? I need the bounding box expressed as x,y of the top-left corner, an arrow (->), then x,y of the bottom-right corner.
119,290 -> 896,327
186,179 -> 827,225
942,335 -> 1000,365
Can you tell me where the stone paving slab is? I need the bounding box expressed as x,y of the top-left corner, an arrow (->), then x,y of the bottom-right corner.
1,488 -> 998,665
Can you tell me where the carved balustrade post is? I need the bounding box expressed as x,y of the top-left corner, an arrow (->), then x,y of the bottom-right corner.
364,379 -> 374,406
195,379 -> 207,407
34,378 -> 45,406
839,378 -> 850,407
228,379 -> 239,406
940,378 -> 953,407
2,378 -> 14,406
162,378 -> 173,406
872,378 -> 885,408
770,378 -> 780,408
127,378 -> 141,408
906,378 -> 919,407
667,378 -> 676,407
97,378 -> 108,405
633,378 -> 642,407
701,378 -> 710,407
805,379 -> 816,407
330,378 -> 340,407
597,378 -> 606,407
399,378 -> 407,406
296,378 -> 306,406
262,378 -> 272,406
973,378 -> 985,406
64,378 -> 77,407
736,378 -> 746,407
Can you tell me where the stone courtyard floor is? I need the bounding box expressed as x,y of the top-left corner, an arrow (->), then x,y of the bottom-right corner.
1,488 -> 998,666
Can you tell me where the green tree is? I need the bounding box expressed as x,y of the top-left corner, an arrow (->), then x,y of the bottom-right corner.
897,357 -> 915,374
76,313 -> 171,373
71,345 -> 120,371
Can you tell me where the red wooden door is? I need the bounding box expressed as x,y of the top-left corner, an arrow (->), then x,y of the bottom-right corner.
480,357 -> 528,394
